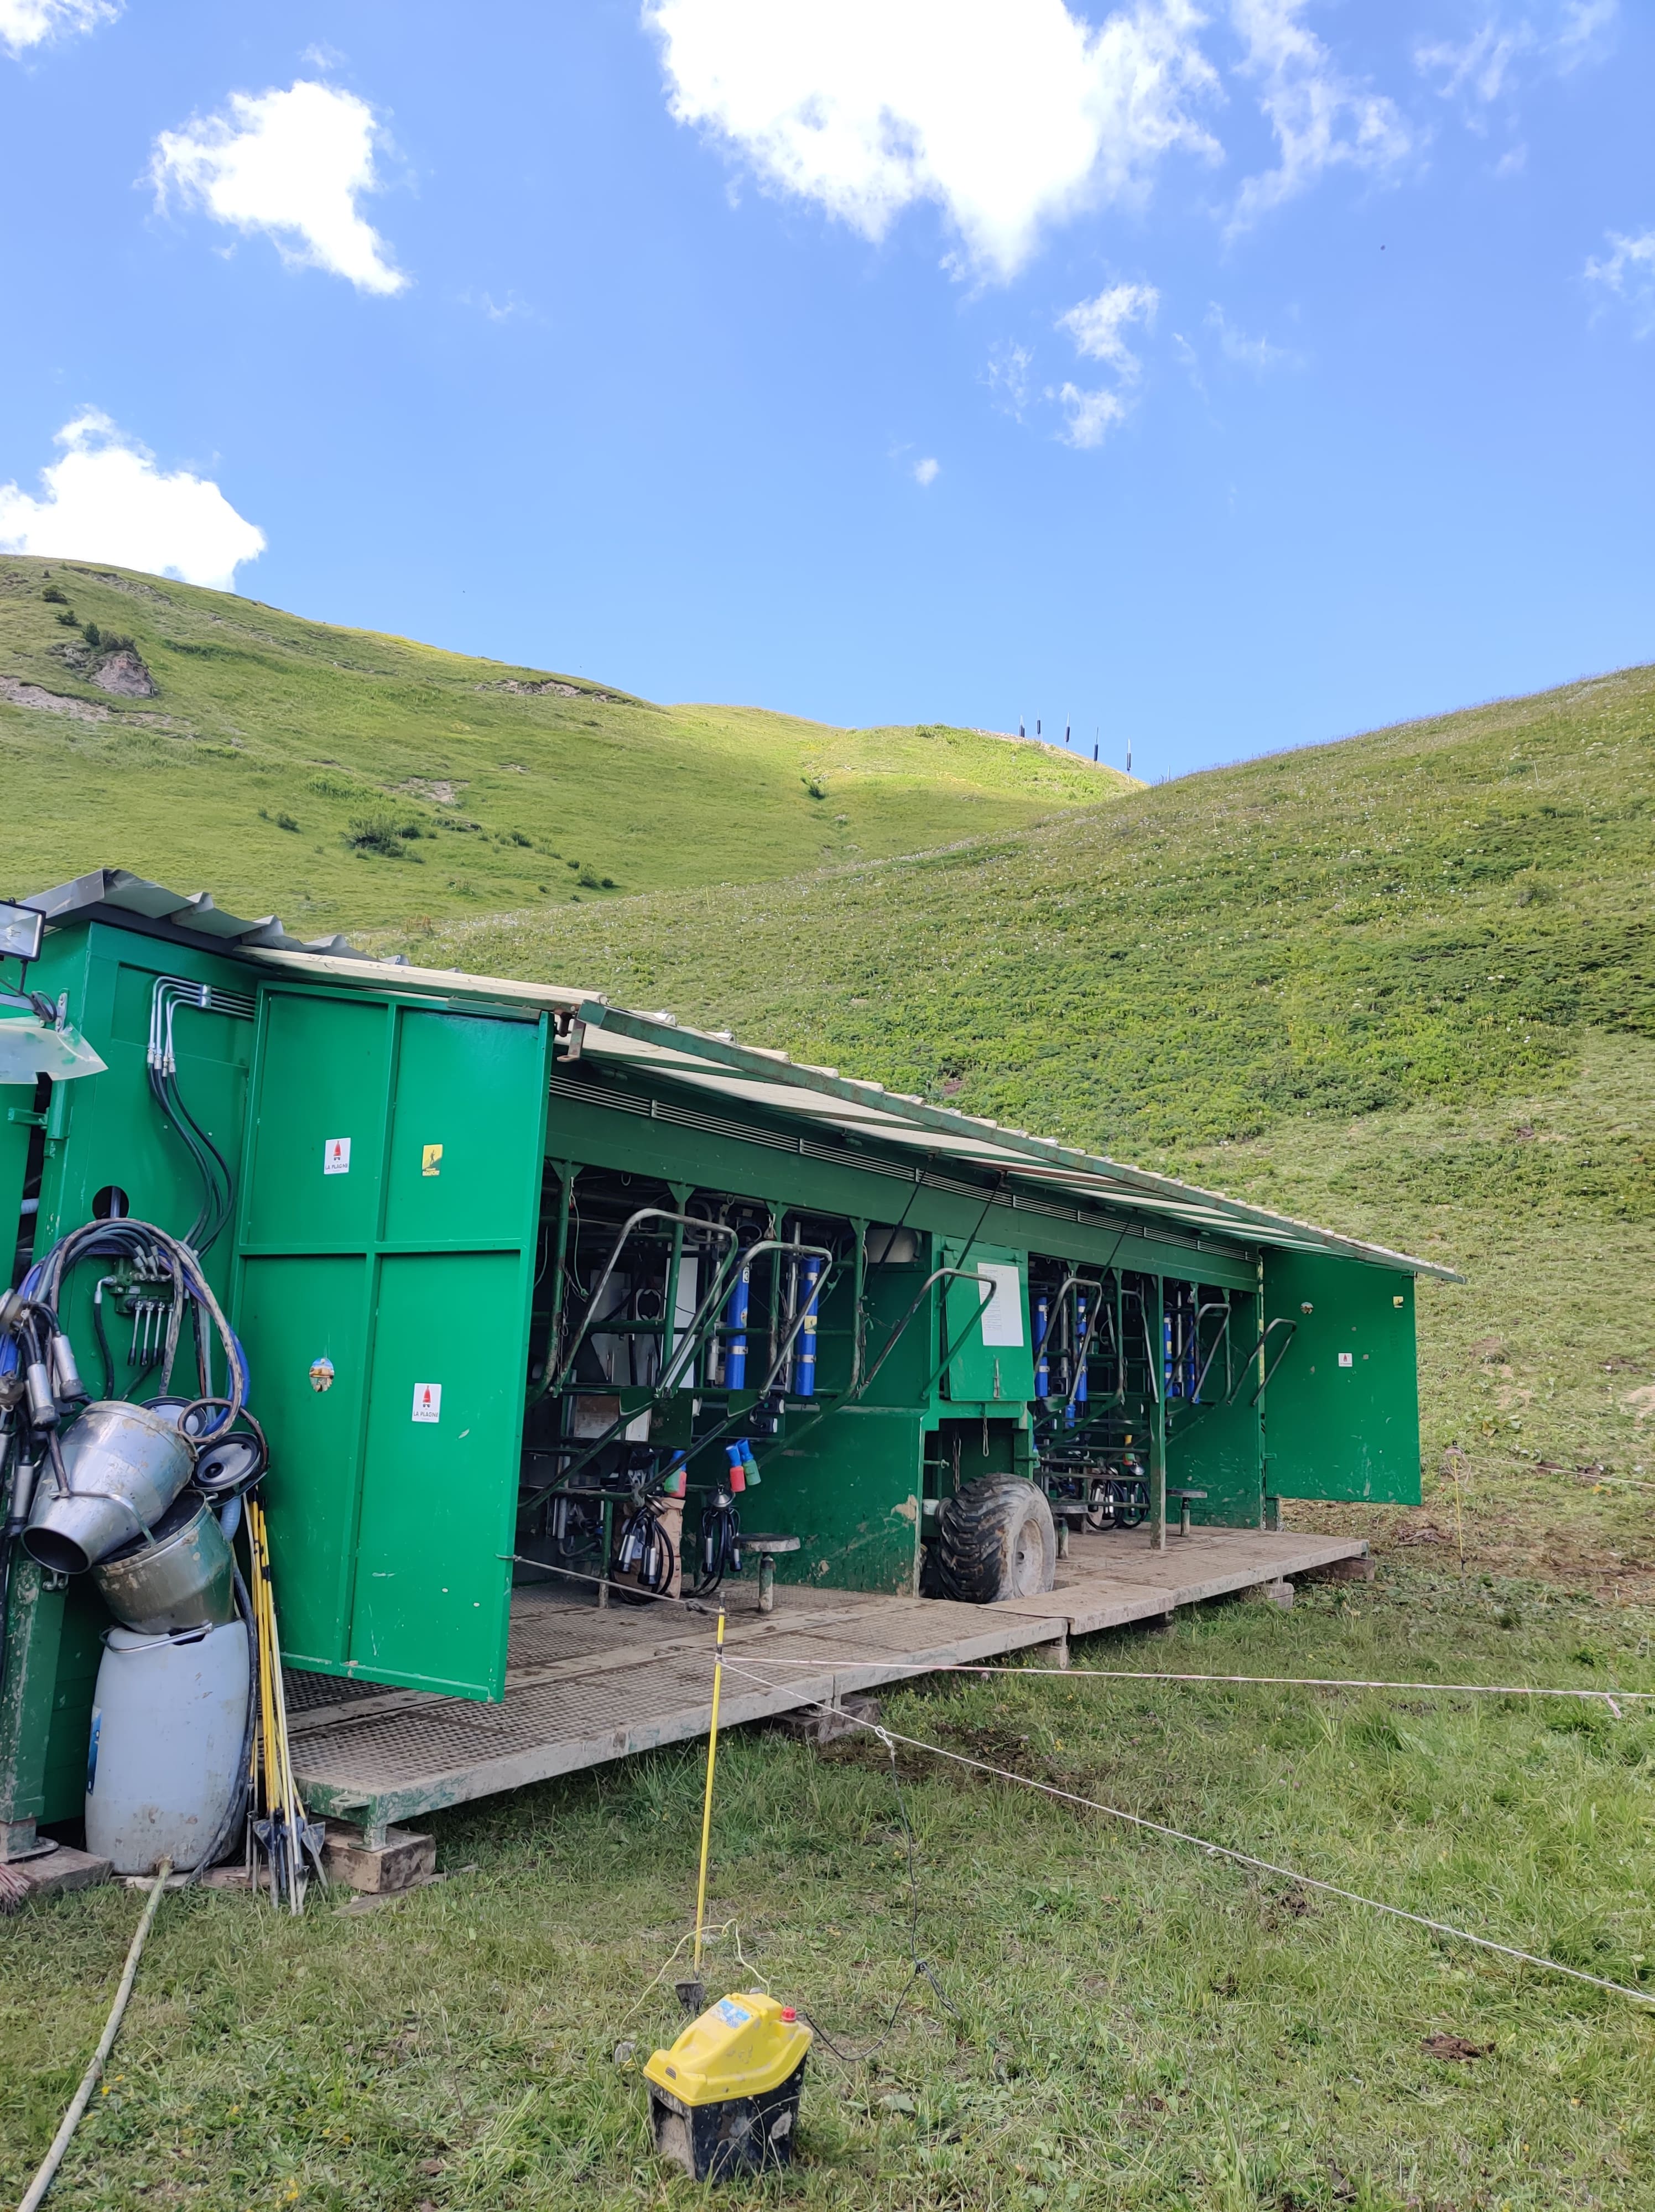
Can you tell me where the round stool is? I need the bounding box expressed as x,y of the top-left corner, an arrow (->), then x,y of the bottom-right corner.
1168,1488 -> 1207,1538
741,1533 -> 802,1613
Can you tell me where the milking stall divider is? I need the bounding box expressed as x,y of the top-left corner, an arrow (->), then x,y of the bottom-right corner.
0,869 -> 1458,1877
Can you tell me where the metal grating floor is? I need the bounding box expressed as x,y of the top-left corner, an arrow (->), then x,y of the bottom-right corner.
288,1527 -> 1366,1835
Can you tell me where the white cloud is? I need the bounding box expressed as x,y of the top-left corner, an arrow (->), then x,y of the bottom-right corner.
1415,4 -> 1617,122
1585,228 -> 1655,336
1205,300 -> 1298,369
985,341 -> 1035,416
646,0 -> 1221,281
150,80 -> 406,295
1170,330 -> 1208,393
1055,382 -> 1128,447
913,456 -> 940,487
1415,21 -> 1528,108
1058,280 -> 1159,377
0,0 -> 115,55
1229,0 -> 1412,230
0,413 -> 266,589
1554,0 -> 1617,66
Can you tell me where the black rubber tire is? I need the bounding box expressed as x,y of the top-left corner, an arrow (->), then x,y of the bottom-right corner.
937,1475 -> 1057,1604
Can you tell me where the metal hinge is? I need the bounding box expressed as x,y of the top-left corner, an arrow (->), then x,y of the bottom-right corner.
7,1108 -> 46,1129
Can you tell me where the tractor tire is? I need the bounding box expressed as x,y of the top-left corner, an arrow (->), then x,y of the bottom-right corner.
936,1476 -> 1057,1604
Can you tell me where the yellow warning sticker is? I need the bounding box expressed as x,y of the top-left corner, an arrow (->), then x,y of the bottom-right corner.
421,1144 -> 444,1176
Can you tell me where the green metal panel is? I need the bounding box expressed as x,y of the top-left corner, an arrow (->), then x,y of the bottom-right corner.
1167,1288 -> 1265,1528
0,1563 -> 65,1845
352,1252 -> 523,1693
23,925 -> 254,1307
236,988 -> 549,1699
3,924 -> 259,1829
857,1258 -> 940,1410
241,992 -> 391,1253
385,1011 -> 543,1244
40,1578 -> 107,1824
751,1405 -> 925,1594
236,1255 -> 369,1666
940,1241 -> 1034,1405
1260,1253 -> 1421,1504
1,1082 -> 33,1277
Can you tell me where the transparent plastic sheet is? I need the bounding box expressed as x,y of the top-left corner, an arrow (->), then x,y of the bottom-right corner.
0,1015 -> 107,1083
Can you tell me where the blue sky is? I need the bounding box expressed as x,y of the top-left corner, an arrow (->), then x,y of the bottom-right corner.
1,1 -> 1649,777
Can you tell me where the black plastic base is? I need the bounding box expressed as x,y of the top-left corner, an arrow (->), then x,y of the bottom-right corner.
648,2058 -> 806,2181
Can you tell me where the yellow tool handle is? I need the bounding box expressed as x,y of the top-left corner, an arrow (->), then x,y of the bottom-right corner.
692,1608 -> 726,1974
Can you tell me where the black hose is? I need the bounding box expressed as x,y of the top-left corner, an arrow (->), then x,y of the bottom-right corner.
162,1066 -> 235,1254
147,1063 -> 217,1253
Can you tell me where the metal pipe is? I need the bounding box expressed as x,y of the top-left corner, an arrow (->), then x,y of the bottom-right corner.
1248,1318 -> 1299,1407
1225,1317 -> 1299,1407
548,1207 -> 737,1394
526,1167 -> 576,1406
1190,1300 -> 1232,1405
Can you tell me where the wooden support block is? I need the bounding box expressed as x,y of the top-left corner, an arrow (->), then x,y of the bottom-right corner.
774,1694 -> 881,1749
1261,1579 -> 1295,1610
1305,1556 -> 1376,1584
0,1843 -> 111,1907
196,1863 -> 255,1892
321,1821 -> 436,1895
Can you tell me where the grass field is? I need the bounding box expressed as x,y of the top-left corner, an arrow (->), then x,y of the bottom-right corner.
3,1572 -> 1652,2211
3,629 -> 1654,2209
0,558 -> 1123,933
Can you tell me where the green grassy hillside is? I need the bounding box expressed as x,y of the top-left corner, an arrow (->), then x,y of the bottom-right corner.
0,557 -> 1123,931
7,652 -> 1655,2210
406,662 -> 1655,1591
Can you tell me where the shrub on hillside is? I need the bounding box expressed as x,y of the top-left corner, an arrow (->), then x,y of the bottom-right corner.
346,812 -> 423,858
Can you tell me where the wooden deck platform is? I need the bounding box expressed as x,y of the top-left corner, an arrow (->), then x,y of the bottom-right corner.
285,1527 -> 1365,1841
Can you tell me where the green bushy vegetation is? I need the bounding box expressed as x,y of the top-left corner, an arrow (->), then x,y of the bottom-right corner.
0,559 -> 1124,932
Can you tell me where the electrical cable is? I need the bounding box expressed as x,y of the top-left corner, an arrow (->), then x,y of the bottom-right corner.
918,1663 -> 1654,1709
15,1856 -> 173,2212
716,1653 -> 1655,2017
798,1725 -> 959,2066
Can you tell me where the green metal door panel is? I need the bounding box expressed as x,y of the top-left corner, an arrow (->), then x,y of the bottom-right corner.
27,937 -> 254,1308
1166,1289 -> 1265,1528
351,1252 -> 521,1697
237,1254 -> 369,1668
751,1405 -> 925,1594
1260,1253 -> 1421,1504
384,1011 -> 545,1246
242,993 -> 389,1250
236,998 -> 546,1699
40,1578 -> 110,1824
941,1241 -> 1034,1405
1,1083 -> 33,1279
1168,1395 -> 1263,1528
858,1262 -> 938,1410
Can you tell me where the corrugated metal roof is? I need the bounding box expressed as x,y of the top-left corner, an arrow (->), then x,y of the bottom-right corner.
18,868 -> 1463,1280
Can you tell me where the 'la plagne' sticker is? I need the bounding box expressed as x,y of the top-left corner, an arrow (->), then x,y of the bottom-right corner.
323,1137 -> 351,1175
412,1382 -> 442,1422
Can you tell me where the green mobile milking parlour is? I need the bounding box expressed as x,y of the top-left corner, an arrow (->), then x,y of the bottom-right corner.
0,868 -> 1453,1881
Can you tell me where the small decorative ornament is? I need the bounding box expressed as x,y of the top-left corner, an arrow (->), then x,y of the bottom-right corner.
309,1357 -> 335,1394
